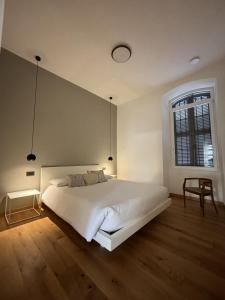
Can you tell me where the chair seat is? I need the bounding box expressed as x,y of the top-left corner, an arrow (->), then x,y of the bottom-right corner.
184,187 -> 211,195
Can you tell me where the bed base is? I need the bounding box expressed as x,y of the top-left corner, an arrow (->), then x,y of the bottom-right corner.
94,197 -> 171,251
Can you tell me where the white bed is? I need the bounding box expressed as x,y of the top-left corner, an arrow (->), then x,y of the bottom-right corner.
41,165 -> 171,251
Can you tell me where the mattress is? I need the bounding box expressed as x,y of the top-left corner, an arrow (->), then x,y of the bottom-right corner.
41,179 -> 169,241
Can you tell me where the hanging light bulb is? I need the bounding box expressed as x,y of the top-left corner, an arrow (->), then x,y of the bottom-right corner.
27,55 -> 41,161
27,153 -> 36,161
108,96 -> 113,161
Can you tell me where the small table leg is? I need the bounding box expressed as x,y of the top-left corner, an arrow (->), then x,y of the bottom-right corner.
33,195 -> 35,209
5,195 -> 10,225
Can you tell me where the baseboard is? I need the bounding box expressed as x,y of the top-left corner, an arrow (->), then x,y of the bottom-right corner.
170,193 -> 225,206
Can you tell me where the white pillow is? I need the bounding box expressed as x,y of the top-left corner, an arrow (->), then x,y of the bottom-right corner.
105,175 -> 113,180
87,170 -> 107,183
83,173 -> 99,185
49,177 -> 68,187
67,174 -> 85,187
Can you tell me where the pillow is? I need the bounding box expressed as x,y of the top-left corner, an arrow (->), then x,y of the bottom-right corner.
87,170 -> 107,183
67,174 -> 85,187
49,177 -> 68,187
105,175 -> 113,180
83,173 -> 99,185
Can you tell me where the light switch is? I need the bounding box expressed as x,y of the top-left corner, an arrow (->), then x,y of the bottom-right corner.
26,171 -> 35,176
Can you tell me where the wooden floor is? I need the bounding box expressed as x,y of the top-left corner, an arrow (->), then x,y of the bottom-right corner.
0,197 -> 225,300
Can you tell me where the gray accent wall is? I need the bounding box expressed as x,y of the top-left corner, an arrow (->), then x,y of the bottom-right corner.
0,49 -> 116,211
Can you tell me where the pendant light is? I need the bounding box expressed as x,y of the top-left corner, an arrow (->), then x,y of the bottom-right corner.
108,96 -> 113,161
27,55 -> 41,161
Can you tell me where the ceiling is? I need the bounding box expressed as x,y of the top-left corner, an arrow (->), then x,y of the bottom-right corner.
2,0 -> 225,105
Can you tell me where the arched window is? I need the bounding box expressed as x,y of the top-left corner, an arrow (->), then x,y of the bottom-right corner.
171,89 -> 216,167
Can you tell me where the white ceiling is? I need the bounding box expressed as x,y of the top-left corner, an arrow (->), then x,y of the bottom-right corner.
2,0 -> 225,105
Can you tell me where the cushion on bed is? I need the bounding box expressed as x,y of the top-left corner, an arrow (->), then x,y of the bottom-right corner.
87,170 -> 107,183
49,177 -> 68,187
105,175 -> 113,180
83,173 -> 99,185
67,174 -> 85,187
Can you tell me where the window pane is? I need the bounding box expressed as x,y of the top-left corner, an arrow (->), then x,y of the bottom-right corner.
195,133 -> 214,167
172,91 -> 211,108
193,92 -> 211,103
174,110 -> 189,133
172,96 -> 191,108
194,104 -> 210,130
175,136 -> 191,165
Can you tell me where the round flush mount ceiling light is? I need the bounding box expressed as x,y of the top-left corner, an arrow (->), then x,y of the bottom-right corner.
112,45 -> 131,63
190,56 -> 200,65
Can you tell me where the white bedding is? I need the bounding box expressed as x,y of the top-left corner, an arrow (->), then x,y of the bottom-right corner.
42,179 -> 168,241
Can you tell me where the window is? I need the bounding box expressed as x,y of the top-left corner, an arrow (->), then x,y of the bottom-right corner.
171,90 -> 215,168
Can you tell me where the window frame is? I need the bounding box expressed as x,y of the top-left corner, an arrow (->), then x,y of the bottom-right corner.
169,87 -> 218,171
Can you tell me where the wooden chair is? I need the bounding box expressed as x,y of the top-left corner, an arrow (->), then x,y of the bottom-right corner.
183,178 -> 218,216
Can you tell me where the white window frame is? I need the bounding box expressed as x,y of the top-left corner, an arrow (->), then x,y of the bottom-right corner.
169,87 -> 218,171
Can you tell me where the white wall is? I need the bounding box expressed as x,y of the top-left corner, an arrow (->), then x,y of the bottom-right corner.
117,58 -> 225,203
117,89 -> 164,184
0,0 -> 4,50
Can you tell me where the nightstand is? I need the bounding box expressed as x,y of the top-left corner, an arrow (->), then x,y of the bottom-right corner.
111,174 -> 117,179
5,189 -> 41,225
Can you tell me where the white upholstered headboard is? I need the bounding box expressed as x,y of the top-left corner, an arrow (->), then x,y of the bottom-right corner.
40,164 -> 103,192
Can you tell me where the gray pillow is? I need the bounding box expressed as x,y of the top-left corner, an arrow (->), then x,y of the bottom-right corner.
67,174 -> 85,187
83,173 -> 99,185
87,170 -> 107,183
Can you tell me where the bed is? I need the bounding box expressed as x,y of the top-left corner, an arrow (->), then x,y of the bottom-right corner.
41,165 -> 171,251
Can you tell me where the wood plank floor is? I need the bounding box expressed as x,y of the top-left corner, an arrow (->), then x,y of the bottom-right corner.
0,197 -> 225,300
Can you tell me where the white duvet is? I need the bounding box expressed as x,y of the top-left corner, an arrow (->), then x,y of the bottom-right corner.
42,179 -> 168,241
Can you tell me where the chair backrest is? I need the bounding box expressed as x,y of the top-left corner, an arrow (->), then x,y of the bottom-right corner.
199,178 -> 212,190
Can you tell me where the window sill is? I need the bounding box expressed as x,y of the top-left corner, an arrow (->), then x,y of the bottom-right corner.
172,165 -> 218,172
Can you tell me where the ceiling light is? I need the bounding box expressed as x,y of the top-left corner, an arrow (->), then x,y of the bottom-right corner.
190,56 -> 200,65
112,45 -> 131,63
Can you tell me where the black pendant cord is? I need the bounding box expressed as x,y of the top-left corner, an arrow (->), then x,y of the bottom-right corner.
30,59 -> 39,153
108,97 -> 113,161
109,97 -> 112,156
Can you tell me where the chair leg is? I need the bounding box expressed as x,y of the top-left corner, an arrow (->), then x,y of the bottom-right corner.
211,192 -> 218,214
202,195 -> 205,216
183,190 -> 186,208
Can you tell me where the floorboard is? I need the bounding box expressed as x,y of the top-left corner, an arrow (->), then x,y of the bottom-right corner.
0,197 -> 225,300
